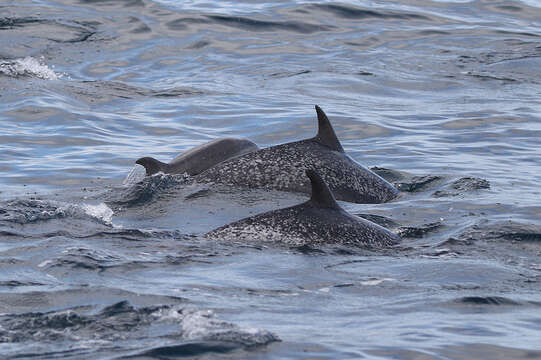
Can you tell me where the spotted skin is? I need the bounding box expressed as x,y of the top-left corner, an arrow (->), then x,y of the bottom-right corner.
206,170 -> 400,247
197,139 -> 398,204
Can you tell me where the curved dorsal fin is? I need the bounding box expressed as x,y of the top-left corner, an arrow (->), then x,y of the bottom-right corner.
306,169 -> 340,209
312,105 -> 344,153
135,157 -> 167,176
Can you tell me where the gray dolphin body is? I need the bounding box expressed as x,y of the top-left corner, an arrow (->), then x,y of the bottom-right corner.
206,170 -> 400,248
196,106 -> 398,204
136,138 -> 259,176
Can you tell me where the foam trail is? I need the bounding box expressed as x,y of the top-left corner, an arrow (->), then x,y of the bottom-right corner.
0,56 -> 61,80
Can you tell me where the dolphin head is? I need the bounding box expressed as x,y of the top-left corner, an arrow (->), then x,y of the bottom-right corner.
135,157 -> 166,176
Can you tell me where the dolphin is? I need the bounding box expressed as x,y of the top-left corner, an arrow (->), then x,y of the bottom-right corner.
136,137 -> 259,176
206,169 -> 400,248
196,106 -> 398,204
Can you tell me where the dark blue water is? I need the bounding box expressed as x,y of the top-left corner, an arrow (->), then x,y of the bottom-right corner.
1,0 -> 541,359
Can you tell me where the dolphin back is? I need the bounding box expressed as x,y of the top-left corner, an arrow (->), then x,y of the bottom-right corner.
196,106 -> 398,204
135,157 -> 167,176
198,140 -> 398,203
136,137 -> 259,176
168,137 -> 259,176
206,169 -> 400,247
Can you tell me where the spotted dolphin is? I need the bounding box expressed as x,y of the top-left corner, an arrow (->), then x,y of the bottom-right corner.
136,137 -> 259,176
196,106 -> 398,204
206,169 -> 400,247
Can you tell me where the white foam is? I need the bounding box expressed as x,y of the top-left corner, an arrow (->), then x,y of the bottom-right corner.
360,278 -> 395,286
38,260 -> 53,268
179,308 -> 279,345
81,203 -> 113,225
0,56 -> 61,80
152,306 -> 185,322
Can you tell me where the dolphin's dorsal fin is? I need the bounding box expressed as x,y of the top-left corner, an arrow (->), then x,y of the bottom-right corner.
306,169 -> 341,209
135,157 -> 167,176
312,105 -> 344,153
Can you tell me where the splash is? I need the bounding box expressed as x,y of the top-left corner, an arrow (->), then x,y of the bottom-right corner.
114,172 -> 190,206
81,203 -> 114,225
178,308 -> 280,346
0,56 -> 61,80
122,164 -> 147,187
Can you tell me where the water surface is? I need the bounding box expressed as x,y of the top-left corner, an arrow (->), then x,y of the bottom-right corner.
1,0 -> 541,358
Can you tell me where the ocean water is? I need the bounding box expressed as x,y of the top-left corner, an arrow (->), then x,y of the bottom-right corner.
1,0 -> 541,358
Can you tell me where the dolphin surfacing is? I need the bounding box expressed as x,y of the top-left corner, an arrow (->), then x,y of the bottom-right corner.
206,169 -> 400,248
136,138 -> 259,176
197,106 -> 398,204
